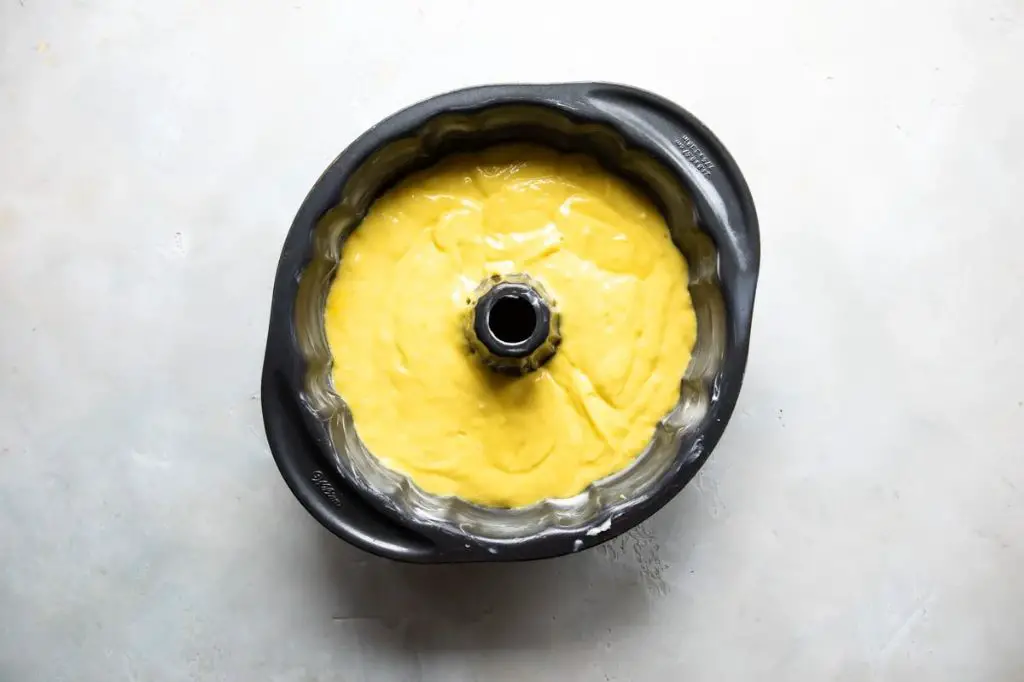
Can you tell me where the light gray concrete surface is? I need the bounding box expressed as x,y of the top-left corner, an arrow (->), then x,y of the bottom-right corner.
2,0 -> 1023,680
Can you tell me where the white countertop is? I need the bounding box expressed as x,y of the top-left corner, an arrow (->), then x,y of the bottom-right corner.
2,1 -> 1022,680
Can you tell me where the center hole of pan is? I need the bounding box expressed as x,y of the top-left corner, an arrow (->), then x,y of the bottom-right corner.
487,295 -> 537,345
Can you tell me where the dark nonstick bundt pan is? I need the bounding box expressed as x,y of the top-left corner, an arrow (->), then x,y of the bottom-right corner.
261,83 -> 759,563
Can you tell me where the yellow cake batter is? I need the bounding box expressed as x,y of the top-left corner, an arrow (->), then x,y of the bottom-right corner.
324,145 -> 697,507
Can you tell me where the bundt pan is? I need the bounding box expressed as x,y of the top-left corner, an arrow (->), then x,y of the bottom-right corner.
262,83 -> 759,563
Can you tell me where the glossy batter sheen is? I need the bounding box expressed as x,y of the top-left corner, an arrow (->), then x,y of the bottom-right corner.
324,145 -> 697,507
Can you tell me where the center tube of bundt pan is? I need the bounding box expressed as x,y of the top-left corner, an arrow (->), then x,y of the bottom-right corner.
464,274 -> 561,376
